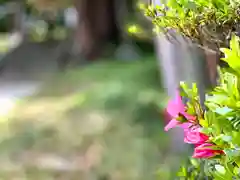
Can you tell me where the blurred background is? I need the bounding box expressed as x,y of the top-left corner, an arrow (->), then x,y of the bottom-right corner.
0,0 -> 187,179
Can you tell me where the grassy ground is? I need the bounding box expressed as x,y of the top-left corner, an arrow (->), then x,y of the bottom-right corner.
0,56 -> 176,179
0,33 -> 13,53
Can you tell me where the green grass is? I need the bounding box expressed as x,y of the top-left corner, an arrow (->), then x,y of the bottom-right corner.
0,33 -> 12,53
0,56 -> 176,179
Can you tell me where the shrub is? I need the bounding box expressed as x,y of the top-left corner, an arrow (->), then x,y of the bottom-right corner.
165,35 -> 240,179
142,0 -> 240,50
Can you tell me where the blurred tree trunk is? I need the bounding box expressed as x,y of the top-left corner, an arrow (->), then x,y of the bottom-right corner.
74,0 -> 120,60
5,1 -> 25,48
5,1 -> 24,33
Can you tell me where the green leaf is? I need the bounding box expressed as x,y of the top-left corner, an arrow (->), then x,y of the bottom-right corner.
224,149 -> 240,158
204,111 -> 213,129
230,35 -> 240,54
199,118 -> 209,127
233,167 -> 240,175
220,36 -> 240,72
215,164 -> 226,175
221,135 -> 232,142
214,107 -> 233,115
190,158 -> 199,168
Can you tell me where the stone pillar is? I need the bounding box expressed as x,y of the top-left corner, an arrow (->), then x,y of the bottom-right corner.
152,0 -> 213,169
7,1 -> 25,36
64,6 -> 79,56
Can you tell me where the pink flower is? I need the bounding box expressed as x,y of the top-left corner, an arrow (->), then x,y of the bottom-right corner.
164,90 -> 196,131
184,129 -> 209,144
192,143 -> 224,158
164,119 -> 192,131
163,108 -> 171,123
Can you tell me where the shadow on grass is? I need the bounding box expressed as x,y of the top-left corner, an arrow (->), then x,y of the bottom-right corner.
0,56 -> 176,179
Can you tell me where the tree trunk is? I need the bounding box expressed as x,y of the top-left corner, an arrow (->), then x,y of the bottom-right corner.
6,1 -> 25,34
6,1 -> 25,49
74,0 -> 120,60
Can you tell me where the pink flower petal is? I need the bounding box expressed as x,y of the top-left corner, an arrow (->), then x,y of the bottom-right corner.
166,99 -> 180,117
166,91 -> 185,116
192,143 -> 224,159
179,122 -> 193,129
166,90 -> 195,121
164,120 -> 193,132
182,113 -> 196,121
174,90 -> 183,105
184,131 -> 209,144
164,119 -> 180,131
164,90 -> 197,132
193,151 -> 215,158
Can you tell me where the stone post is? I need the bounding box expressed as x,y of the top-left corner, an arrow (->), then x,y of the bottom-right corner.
152,0 -> 214,169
